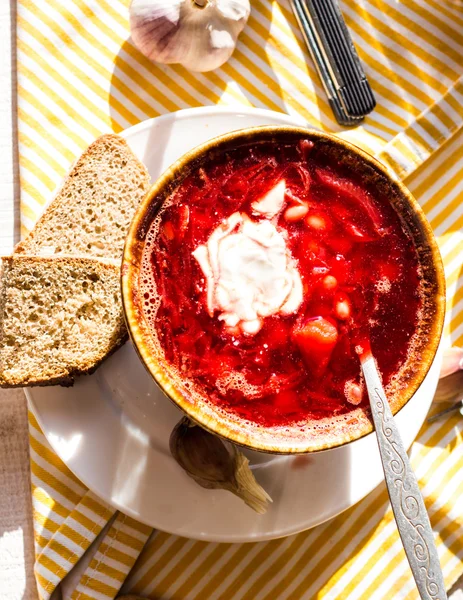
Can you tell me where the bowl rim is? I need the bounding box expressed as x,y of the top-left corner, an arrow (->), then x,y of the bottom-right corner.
121,126 -> 446,454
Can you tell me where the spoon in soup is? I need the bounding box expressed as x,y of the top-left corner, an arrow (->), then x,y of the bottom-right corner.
359,340 -> 447,599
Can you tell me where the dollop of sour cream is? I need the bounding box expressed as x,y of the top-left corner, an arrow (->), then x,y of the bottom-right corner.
193,182 -> 303,334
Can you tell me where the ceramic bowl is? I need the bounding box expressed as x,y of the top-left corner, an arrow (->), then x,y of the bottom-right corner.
121,126 -> 445,453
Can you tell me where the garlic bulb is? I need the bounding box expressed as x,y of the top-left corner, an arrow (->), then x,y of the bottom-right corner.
170,417 -> 272,513
433,346 -> 463,404
439,346 -> 463,379
130,0 -> 251,72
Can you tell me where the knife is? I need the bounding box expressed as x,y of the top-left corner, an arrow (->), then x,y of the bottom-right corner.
289,0 -> 376,125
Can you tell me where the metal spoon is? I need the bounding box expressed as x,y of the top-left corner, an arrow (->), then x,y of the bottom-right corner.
360,345 -> 447,600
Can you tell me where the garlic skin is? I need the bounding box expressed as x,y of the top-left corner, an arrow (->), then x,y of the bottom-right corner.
130,0 -> 251,72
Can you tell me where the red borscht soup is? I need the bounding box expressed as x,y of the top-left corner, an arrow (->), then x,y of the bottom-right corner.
139,139 -> 422,428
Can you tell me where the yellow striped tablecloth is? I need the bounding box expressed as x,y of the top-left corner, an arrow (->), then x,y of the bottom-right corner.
17,0 -> 463,598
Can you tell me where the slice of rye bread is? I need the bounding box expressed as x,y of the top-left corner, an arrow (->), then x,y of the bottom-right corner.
14,134 -> 150,260
0,255 -> 127,387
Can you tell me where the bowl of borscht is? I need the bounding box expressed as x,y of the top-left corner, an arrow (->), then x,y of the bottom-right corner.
122,127 -> 445,453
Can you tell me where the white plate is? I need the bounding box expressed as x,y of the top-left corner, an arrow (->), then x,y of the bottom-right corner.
27,107 -> 440,543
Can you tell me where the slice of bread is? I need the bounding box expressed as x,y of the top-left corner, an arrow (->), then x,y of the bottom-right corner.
0,255 -> 127,387
15,134 -> 150,260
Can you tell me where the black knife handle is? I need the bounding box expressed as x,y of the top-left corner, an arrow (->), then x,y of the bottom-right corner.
290,0 -> 365,125
303,0 -> 376,117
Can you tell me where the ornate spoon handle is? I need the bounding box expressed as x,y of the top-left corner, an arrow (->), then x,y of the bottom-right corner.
361,354 -> 447,600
